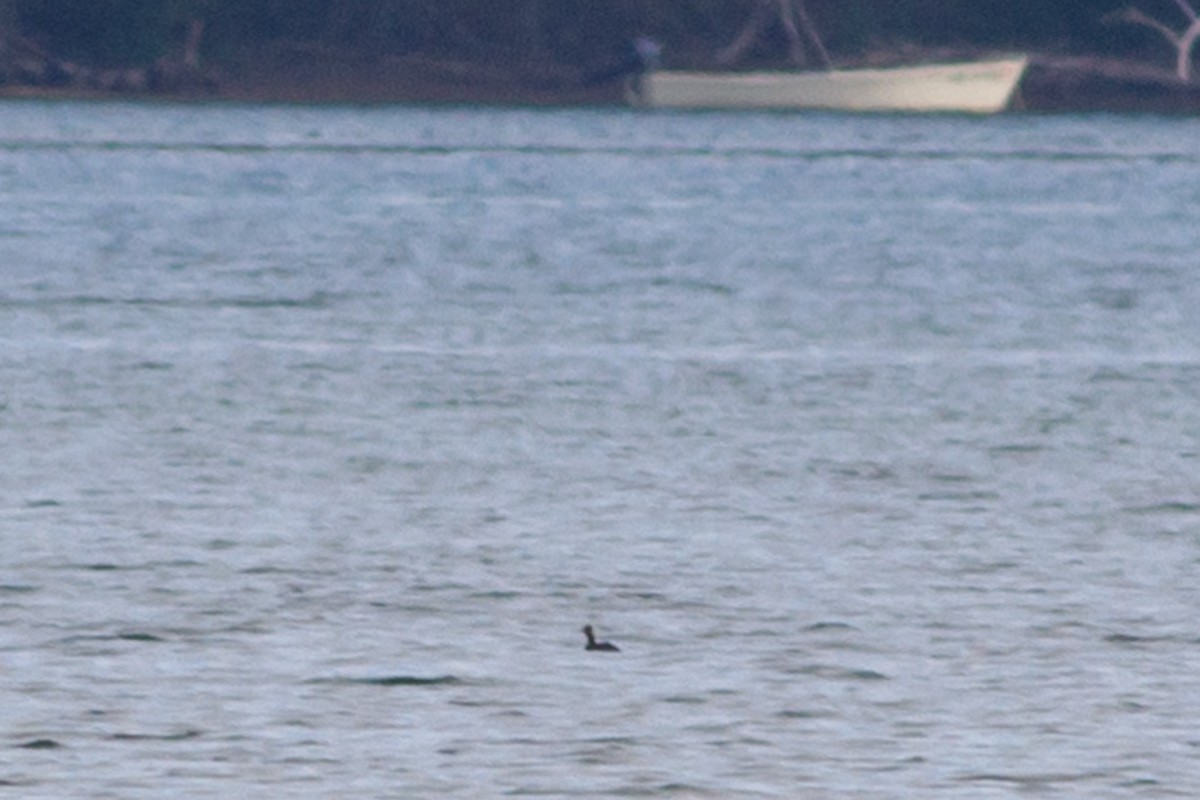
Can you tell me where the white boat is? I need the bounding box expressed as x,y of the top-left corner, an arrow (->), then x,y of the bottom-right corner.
638,56 -> 1029,114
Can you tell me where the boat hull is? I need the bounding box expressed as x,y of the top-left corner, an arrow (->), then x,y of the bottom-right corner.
640,57 -> 1029,113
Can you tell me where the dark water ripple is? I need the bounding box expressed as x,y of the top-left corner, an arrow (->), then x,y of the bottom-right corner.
6,135 -> 1200,167
310,675 -> 464,687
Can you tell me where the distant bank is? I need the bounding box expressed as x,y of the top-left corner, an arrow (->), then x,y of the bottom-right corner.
5,47 -> 1200,113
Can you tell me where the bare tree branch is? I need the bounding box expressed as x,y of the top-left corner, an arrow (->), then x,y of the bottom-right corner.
1118,7 -> 1183,42
1171,0 -> 1199,22
716,1 -> 772,66
1180,22 -> 1200,79
777,0 -> 806,65
717,0 -> 832,69
1109,4 -> 1200,82
793,0 -> 832,69
183,18 -> 204,69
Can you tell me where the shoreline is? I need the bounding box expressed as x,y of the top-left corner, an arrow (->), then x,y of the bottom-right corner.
5,52 -> 1200,113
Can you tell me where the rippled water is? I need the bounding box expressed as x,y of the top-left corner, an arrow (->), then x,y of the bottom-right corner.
3,100 -> 1200,798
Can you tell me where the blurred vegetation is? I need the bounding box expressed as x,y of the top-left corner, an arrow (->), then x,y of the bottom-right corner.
0,0 -> 1182,69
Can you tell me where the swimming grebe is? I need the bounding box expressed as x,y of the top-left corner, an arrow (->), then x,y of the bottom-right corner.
582,625 -> 620,652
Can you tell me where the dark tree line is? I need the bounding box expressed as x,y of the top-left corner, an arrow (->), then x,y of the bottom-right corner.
0,0 -> 1194,75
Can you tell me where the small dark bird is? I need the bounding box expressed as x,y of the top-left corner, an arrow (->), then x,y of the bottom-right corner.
582,624 -> 620,652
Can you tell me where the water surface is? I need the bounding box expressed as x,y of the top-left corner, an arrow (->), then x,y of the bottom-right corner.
3,101 -> 1200,798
